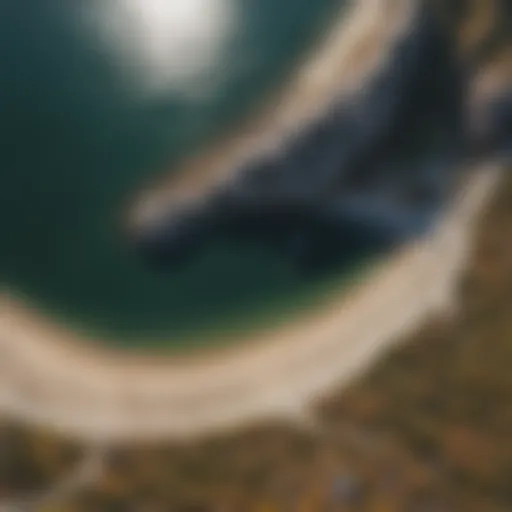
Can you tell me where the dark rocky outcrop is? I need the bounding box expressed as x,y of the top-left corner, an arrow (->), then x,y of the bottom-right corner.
135,3 -> 467,273
477,90 -> 512,156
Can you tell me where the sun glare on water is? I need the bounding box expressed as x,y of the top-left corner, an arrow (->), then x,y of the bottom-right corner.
83,0 -> 238,98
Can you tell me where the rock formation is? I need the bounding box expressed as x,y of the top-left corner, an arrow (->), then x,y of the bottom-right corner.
136,2 -> 467,273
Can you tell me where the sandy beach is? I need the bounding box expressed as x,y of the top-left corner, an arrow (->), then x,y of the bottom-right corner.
0,0 -> 503,443
0,163 -> 501,442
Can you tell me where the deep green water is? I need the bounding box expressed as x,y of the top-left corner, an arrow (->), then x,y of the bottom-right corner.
0,0 -> 369,349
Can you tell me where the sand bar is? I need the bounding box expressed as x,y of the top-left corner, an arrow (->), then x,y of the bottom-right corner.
128,0 -> 414,230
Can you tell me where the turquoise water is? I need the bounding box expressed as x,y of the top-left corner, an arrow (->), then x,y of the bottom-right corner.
0,0 -> 367,348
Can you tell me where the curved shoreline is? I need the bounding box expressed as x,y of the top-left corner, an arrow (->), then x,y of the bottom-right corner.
0,164 -> 502,442
0,0 -> 502,443
1,0 -> 416,363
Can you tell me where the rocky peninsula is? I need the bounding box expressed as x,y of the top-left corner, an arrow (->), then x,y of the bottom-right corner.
131,0 -> 466,272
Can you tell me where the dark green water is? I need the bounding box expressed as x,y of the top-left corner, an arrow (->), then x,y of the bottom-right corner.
0,0 -> 366,349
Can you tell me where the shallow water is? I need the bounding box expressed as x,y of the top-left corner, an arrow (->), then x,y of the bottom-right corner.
0,0 -> 371,347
